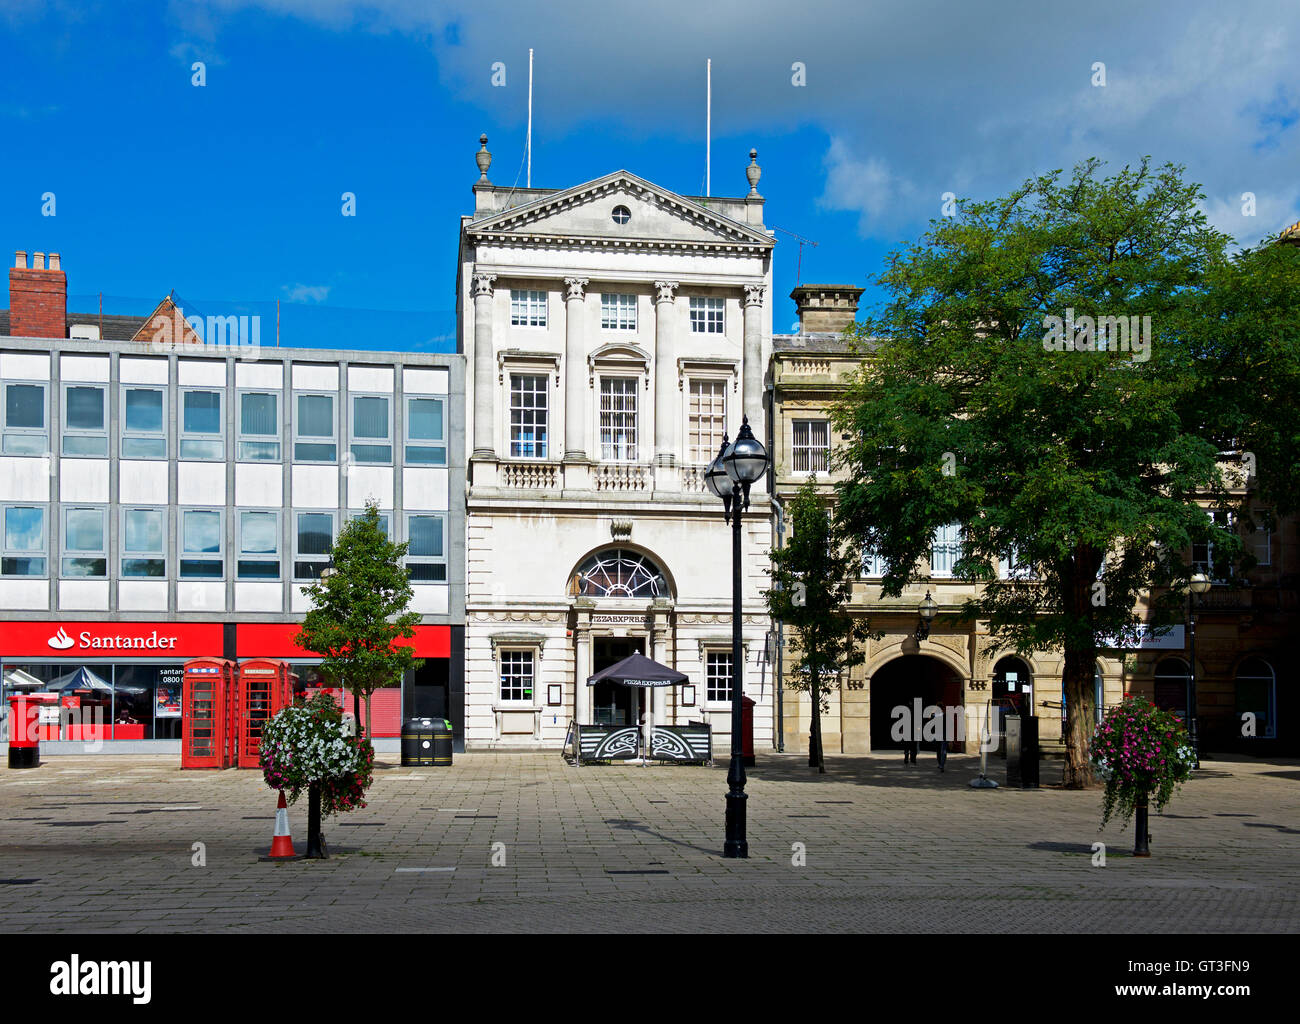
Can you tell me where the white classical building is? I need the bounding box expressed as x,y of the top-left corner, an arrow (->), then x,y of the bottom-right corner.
458,136 -> 776,751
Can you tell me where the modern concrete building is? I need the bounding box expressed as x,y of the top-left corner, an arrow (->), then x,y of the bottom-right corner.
458,137 -> 776,751
0,251 -> 466,751
770,284 -> 1298,757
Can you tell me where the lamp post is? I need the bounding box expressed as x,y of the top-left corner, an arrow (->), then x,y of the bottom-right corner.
914,591 -> 938,642
1187,571 -> 1211,768
705,416 -> 769,859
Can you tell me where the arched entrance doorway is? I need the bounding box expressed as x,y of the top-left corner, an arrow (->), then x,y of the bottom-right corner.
870,654 -> 965,752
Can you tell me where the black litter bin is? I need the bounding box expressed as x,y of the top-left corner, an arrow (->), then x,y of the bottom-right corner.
401,718 -> 436,766
431,718 -> 453,766
1005,715 -> 1040,789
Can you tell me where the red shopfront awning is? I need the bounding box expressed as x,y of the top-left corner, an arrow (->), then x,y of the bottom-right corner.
235,623 -> 450,660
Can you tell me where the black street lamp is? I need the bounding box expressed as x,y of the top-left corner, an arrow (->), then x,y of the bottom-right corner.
705,415 -> 769,859
1187,571 -> 1211,768
914,591 -> 938,642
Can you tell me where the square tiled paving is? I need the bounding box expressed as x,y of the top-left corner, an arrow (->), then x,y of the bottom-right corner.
1,751 -> 1297,932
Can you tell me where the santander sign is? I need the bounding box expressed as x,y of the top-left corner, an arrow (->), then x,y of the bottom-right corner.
47,626 -> 179,651
3,622 -> 222,659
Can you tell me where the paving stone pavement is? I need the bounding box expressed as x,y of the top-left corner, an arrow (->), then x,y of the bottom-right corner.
1,751 -> 1297,933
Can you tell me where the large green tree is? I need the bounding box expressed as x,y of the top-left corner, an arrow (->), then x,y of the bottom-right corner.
832,158 -> 1300,788
295,500 -> 424,740
767,478 -> 880,773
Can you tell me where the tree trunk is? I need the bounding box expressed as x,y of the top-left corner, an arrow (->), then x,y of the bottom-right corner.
363,689 -> 372,741
1062,646 -> 1097,789
808,671 -> 826,773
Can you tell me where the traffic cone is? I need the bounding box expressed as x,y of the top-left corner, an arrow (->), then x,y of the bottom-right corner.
269,791 -> 297,858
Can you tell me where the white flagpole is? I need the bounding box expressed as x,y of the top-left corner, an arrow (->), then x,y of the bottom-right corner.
527,48 -> 534,188
706,58 -> 711,197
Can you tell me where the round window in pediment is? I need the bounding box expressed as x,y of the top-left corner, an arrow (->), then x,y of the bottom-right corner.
611,205 -> 631,225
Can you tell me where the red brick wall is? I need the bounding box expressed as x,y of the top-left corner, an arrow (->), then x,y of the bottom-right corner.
9,267 -> 66,338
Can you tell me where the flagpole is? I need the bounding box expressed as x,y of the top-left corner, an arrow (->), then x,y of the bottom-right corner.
527,48 -> 534,188
706,58 -> 711,197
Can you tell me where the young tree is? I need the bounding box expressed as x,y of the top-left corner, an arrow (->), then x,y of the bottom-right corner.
767,478 -> 880,773
294,500 -> 424,740
832,158 -> 1300,788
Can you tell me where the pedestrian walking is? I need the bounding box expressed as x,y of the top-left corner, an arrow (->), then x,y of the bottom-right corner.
935,701 -> 948,772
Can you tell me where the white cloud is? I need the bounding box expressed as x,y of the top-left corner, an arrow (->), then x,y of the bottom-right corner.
282,283 -> 331,303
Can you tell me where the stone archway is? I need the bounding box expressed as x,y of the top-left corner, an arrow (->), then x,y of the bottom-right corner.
869,654 -> 966,753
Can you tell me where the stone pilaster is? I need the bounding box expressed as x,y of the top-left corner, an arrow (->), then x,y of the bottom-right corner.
653,281 -> 679,490
742,284 -> 765,434
574,599 -> 594,724
471,272 -> 496,460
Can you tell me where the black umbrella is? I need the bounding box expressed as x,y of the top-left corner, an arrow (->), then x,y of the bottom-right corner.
587,654 -> 688,762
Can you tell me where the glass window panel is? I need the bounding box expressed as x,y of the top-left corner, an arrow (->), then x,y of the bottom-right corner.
407,398 -> 443,441
124,388 -> 164,433
351,443 -> 391,463
63,556 -> 106,577
183,511 -> 221,553
241,393 -> 277,436
122,436 -> 167,458
407,563 -> 447,582
5,384 -> 44,429
294,441 -> 336,461
124,509 -> 163,553
122,557 -> 165,577
65,509 -> 104,551
297,394 -> 333,436
238,440 -> 280,461
3,434 -> 47,454
63,434 -> 107,456
409,516 -> 443,557
353,396 -> 389,439
238,560 -> 279,579
183,391 -> 222,434
241,512 -> 278,554
5,507 -> 44,550
297,513 -> 333,555
404,445 -> 446,465
180,439 -> 223,459
2,556 -> 45,576
65,386 -> 104,430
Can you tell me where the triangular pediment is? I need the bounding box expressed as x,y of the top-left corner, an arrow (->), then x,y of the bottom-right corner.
466,171 -> 774,250
129,294 -> 204,347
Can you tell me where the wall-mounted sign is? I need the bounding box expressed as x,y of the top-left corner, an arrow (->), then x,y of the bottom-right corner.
591,614 -> 646,625
0,622 -> 223,659
1100,625 -> 1185,651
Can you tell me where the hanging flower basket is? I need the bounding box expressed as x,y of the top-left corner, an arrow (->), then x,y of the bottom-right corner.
260,692 -> 374,816
1090,695 -> 1195,830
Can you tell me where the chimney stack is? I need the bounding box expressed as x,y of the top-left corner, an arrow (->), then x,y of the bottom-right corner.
790,284 -> 864,334
9,246 -> 67,338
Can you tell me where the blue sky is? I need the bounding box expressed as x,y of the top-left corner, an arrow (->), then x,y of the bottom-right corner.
2,0 -> 1297,351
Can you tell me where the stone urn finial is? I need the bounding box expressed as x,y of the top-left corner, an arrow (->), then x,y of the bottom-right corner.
476,134 -> 492,183
746,148 -> 761,195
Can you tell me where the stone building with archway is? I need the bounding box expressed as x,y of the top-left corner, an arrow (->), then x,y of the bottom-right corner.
458,138 -> 775,750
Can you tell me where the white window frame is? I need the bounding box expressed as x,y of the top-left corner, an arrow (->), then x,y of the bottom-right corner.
61,383 -> 108,457
120,506 -> 166,578
404,394 -> 446,466
861,547 -> 885,578
930,522 -> 963,578
121,385 -> 167,459
1192,510 -> 1233,582
237,390 -> 281,462
792,419 -> 830,474
293,391 -> 337,463
498,648 -> 536,703
349,393 -> 393,465
2,380 -> 48,456
510,289 -> 548,328
1250,511 -> 1272,567
237,509 -> 281,580
405,512 -> 447,583
293,510 -> 335,581
705,649 -> 733,705
686,378 -> 727,465
1,504 -> 47,578
600,293 -> 637,331
179,388 -> 225,461
1000,545 -> 1035,580
689,296 -> 725,334
599,375 -> 639,462
179,508 -> 225,580
62,504 -> 107,579
509,373 -> 550,459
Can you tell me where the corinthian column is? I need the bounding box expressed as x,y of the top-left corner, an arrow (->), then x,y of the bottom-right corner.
742,284 -> 765,432
653,281 -> 678,470
563,278 -> 589,464
471,272 -> 497,459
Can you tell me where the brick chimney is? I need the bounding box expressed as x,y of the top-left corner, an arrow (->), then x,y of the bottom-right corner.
790,284 -> 864,334
9,249 -> 67,338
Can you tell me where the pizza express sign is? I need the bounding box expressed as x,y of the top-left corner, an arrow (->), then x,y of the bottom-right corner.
2,622 -> 223,659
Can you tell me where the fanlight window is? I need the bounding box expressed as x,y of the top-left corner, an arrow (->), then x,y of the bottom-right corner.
573,548 -> 666,598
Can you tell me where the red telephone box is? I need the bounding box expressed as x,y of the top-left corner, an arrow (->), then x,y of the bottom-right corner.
182,658 -> 237,769
236,659 -> 296,768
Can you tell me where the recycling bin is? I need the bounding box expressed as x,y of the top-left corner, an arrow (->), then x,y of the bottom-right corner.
431,718 -> 453,766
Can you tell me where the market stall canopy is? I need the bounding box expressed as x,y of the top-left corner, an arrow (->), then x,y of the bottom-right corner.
50,666 -> 113,693
586,653 -> 688,688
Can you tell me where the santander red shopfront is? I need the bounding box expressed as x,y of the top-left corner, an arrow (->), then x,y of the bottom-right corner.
0,620 -> 454,748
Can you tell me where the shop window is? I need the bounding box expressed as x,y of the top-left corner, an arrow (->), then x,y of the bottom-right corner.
706,651 -> 733,703
238,391 -> 280,461
1234,657 -> 1276,739
404,396 -> 446,465
350,394 -> 392,464
294,392 -> 337,461
406,513 -> 446,582
509,374 -> 548,458
238,510 -> 281,579
3,381 -> 47,455
62,505 -> 106,577
499,649 -> 535,702
2,505 -> 46,576
294,511 -> 334,580
689,296 -> 725,334
121,386 -> 166,459
121,507 -> 165,577
62,384 -> 107,457
180,389 -> 224,460
180,509 -> 223,578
